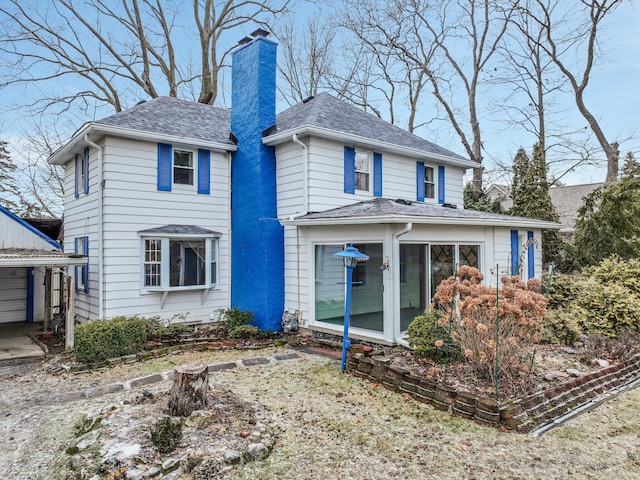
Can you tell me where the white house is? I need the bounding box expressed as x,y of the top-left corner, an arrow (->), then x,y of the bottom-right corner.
49,30 -> 558,345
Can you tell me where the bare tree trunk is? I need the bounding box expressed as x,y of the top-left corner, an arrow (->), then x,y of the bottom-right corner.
168,364 -> 209,417
606,142 -> 620,183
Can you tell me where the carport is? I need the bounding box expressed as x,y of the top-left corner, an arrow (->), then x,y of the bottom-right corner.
0,249 -> 87,352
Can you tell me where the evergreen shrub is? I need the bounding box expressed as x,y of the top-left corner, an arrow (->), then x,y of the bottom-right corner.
75,316 -> 147,363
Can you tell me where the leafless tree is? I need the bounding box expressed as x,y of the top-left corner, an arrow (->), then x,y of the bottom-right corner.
519,0 -> 623,183
274,14 -> 338,106
0,0 -> 290,115
340,0 -> 516,191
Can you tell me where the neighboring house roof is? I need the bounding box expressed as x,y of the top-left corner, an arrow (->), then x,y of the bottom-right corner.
282,197 -> 560,229
50,93 -> 476,169
486,183 -> 604,233
549,183 -> 604,233
264,92 -> 476,168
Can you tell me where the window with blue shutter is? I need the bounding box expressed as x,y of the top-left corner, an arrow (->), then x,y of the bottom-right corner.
75,236 -> 89,293
416,162 -> 425,201
157,143 -> 173,191
510,230 -> 520,276
527,231 -> 535,279
373,152 -> 382,197
438,166 -> 445,204
197,149 -> 211,195
74,155 -> 79,198
83,147 -> 90,194
344,146 -> 355,194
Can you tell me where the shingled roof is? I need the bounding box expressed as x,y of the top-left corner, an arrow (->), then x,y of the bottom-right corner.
285,197 -> 560,229
268,92 -> 470,163
96,96 -> 234,147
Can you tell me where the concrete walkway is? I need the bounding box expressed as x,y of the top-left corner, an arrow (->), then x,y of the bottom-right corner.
0,322 -> 45,365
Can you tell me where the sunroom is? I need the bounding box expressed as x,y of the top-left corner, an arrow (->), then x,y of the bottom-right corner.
283,198 -> 559,344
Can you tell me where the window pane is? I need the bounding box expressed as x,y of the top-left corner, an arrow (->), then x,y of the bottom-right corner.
459,245 -> 479,268
315,244 -> 345,322
143,239 -> 162,287
170,239 -> 205,287
431,244 -> 455,299
355,172 -> 369,191
355,153 -> 369,172
210,238 -> 218,286
174,150 -> 194,185
425,183 -> 435,199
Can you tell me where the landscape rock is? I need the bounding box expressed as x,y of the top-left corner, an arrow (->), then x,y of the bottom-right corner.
224,449 -> 242,465
184,409 -> 215,428
245,442 -> 269,461
75,429 -> 101,451
162,458 -> 180,474
125,468 -> 145,480
596,359 -> 610,368
566,369 -> 581,377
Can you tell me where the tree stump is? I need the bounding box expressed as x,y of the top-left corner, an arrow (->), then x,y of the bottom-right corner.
167,364 -> 209,417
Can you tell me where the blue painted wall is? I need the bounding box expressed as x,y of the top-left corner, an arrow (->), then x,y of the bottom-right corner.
230,37 -> 284,331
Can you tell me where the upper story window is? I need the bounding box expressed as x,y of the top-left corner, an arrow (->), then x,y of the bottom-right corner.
424,166 -> 435,199
173,149 -> 194,186
158,143 -> 210,194
139,225 -> 220,291
355,151 -> 370,192
74,147 -> 89,198
417,162 -> 444,203
344,147 -> 382,196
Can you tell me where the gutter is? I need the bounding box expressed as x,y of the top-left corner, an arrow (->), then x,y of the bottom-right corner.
84,135 -> 104,319
282,215 -> 560,230
289,134 -> 309,317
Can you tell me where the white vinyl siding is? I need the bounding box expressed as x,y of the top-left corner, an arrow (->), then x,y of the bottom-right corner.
0,268 -> 27,324
62,136 -> 230,324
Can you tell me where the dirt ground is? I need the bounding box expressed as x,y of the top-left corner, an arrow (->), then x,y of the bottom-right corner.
1,346 -> 639,480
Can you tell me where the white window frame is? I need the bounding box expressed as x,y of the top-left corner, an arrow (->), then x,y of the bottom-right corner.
173,148 -> 195,187
76,236 -> 87,292
354,150 -> 371,192
140,234 -> 220,292
424,166 -> 435,200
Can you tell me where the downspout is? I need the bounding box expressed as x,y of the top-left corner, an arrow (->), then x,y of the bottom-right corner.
393,222 -> 413,347
289,134 -> 309,320
84,135 -> 104,319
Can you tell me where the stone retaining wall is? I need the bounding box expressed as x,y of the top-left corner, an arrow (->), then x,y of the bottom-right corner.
346,348 -> 640,432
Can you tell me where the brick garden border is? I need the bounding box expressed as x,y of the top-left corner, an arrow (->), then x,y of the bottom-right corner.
346,347 -> 640,432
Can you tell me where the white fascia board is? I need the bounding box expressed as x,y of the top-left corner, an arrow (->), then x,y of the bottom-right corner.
263,125 -> 478,169
281,214 -> 560,230
49,123 -> 236,165
0,256 -> 88,268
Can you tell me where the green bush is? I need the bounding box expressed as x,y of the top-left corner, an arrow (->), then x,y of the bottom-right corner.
406,309 -> 449,360
75,316 -> 147,363
542,308 -> 582,345
150,417 -> 183,454
545,257 -> 640,338
218,307 -> 263,338
146,319 -> 194,342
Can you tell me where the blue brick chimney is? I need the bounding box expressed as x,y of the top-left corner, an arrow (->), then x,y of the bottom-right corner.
230,30 -> 284,331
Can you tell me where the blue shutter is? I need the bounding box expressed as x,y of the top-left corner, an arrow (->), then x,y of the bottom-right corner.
416,162 -> 425,202
83,236 -> 89,293
83,147 -> 90,194
74,155 -> 79,198
197,149 -> 211,194
373,152 -> 382,197
438,166 -> 445,204
74,237 -> 79,291
527,231 -> 535,279
157,143 -> 172,191
344,146 -> 355,194
510,230 -> 519,276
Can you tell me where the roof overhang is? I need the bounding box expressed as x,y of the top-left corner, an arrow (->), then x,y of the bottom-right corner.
262,125 -> 478,169
49,123 -> 237,165
0,254 -> 87,268
281,214 -> 560,230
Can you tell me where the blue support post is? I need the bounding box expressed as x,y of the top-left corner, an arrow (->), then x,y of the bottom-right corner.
342,264 -> 355,371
